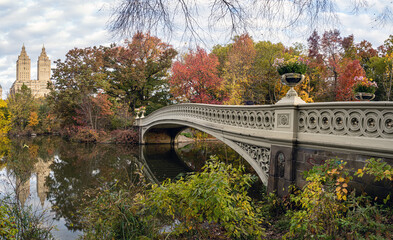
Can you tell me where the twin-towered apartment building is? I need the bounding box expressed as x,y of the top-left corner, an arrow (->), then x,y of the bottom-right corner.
10,45 -> 51,98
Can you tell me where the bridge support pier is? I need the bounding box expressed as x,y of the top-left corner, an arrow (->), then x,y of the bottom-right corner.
268,145 -> 297,197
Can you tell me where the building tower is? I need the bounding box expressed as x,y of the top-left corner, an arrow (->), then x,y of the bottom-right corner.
16,44 -> 31,83
37,45 -> 50,82
36,45 -> 51,96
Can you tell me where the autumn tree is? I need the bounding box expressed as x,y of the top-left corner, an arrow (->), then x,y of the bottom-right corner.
213,36 -> 305,104
383,53 -> 393,101
307,30 -> 329,101
170,47 -> 227,104
105,32 -> 177,113
368,52 -> 393,101
341,35 -> 357,59
356,40 -> 378,72
7,84 -> 35,132
336,59 -> 366,101
27,112 -> 39,129
222,34 -> 256,104
48,46 -> 107,127
306,29 -> 371,101
75,93 -> 113,130
0,100 -> 12,136
253,41 -> 287,104
378,35 -> 393,55
320,29 -> 343,100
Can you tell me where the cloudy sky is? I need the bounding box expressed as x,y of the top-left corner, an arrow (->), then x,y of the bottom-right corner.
0,0 -> 392,99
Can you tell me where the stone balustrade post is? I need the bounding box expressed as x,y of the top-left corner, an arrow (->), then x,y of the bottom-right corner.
268,91 -> 305,196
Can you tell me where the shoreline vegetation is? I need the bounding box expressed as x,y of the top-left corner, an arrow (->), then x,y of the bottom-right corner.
8,127 -> 216,144
80,157 -> 393,239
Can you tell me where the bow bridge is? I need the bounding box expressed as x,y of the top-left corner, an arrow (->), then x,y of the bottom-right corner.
135,99 -> 393,195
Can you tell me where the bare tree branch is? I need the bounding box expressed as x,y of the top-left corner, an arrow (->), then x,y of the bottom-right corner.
108,0 -> 391,42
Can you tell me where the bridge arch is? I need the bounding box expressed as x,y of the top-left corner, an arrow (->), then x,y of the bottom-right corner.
141,119 -> 271,185
135,102 -> 393,195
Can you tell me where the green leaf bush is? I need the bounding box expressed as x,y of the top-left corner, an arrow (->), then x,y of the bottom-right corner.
145,156 -> 265,239
0,196 -> 54,239
286,158 -> 393,240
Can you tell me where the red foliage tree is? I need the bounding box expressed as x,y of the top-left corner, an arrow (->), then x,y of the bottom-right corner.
356,40 -> 378,65
170,47 -> 227,104
336,59 -> 366,101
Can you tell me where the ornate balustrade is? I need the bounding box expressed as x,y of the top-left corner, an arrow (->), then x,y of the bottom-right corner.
298,102 -> 393,139
297,102 -> 393,154
141,103 -> 276,130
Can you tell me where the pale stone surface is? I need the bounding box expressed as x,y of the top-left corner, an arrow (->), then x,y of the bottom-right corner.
275,87 -> 306,105
10,45 -> 51,98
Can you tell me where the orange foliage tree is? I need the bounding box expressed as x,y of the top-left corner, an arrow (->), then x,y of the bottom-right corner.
27,112 -> 39,129
75,93 -> 113,130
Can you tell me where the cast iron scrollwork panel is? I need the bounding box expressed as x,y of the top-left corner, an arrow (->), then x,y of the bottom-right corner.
234,141 -> 270,176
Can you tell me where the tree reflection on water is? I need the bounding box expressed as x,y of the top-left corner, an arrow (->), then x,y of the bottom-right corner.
0,136 -> 261,236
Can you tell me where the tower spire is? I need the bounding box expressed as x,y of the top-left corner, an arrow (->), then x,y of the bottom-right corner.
21,44 -> 26,54
40,44 -> 47,56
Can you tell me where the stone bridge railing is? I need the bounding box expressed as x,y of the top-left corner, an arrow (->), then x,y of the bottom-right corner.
139,104 -> 276,130
297,102 -> 393,154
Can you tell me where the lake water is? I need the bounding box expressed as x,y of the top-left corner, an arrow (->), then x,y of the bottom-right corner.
0,136 -> 253,239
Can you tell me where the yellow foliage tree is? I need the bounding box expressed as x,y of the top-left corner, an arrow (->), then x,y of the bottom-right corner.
0,100 -> 12,169
27,111 -> 39,129
296,76 -> 314,103
223,34 -> 256,105
0,100 -> 12,136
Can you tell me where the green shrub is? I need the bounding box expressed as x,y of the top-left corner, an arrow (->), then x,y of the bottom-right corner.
274,57 -> 308,75
0,196 -> 55,240
79,168 -> 152,240
0,205 -> 17,239
356,158 -> 393,182
145,156 -> 265,239
180,132 -> 192,138
286,158 -> 393,240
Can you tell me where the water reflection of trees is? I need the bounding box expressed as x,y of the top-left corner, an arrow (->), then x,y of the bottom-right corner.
1,136 -> 143,231
46,142 -> 140,230
0,136 -> 263,232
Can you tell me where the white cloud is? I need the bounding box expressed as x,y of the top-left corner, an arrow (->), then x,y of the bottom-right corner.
0,0 -> 113,99
0,0 -> 392,99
